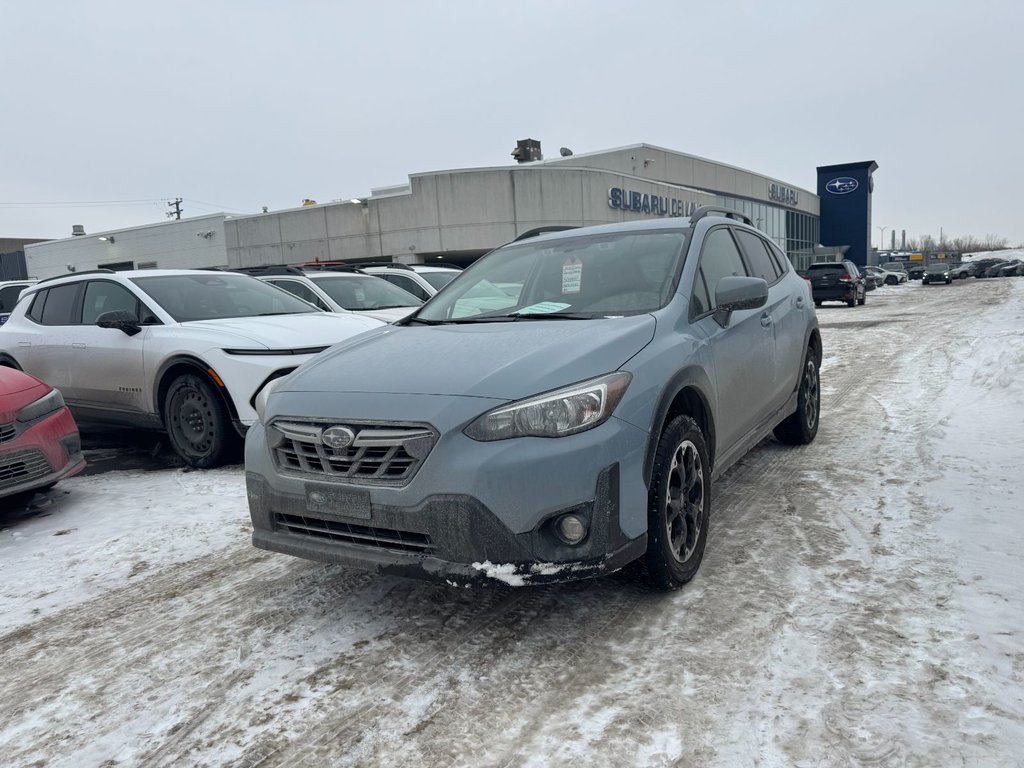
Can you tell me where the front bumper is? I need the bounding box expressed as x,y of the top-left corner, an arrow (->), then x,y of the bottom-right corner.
0,407 -> 85,499
246,463 -> 647,586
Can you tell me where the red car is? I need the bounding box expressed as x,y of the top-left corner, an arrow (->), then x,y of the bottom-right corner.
0,367 -> 85,500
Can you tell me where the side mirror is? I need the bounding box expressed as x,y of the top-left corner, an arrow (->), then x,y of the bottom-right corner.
96,309 -> 142,336
713,276 -> 768,327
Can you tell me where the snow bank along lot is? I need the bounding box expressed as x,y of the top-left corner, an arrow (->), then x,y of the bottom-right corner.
1,278 -> 1023,767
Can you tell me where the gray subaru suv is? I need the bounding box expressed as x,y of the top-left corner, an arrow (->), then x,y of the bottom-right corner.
246,207 -> 822,590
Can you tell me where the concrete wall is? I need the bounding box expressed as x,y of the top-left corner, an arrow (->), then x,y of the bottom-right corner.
24,215 -> 228,278
224,166 -> 730,269
25,144 -> 822,275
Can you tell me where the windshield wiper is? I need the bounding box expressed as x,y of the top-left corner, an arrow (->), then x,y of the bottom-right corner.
404,311 -> 594,325
505,311 -> 593,320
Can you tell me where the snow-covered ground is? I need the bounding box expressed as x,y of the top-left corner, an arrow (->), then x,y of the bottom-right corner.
1,277 -> 1022,767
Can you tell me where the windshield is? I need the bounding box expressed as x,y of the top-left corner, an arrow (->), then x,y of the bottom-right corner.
415,231 -> 687,321
131,273 -> 320,322
420,270 -> 459,290
312,274 -> 422,310
806,265 -> 845,275
925,265 -> 948,273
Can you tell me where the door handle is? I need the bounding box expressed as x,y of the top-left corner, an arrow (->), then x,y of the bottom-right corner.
795,296 -> 805,308
760,312 -> 772,328
71,342 -> 86,349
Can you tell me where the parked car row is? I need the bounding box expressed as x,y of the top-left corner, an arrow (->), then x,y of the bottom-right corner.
2,208 -> 824,592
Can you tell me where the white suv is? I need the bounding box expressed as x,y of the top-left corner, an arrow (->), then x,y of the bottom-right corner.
0,269 -> 383,467
240,266 -> 422,322
358,263 -> 461,301
0,279 -> 38,325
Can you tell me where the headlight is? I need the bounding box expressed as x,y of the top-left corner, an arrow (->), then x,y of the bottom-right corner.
17,388 -> 65,423
254,377 -> 287,423
464,372 -> 631,441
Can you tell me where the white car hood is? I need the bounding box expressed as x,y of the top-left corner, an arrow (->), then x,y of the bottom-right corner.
183,313 -> 384,349
356,306 -> 419,323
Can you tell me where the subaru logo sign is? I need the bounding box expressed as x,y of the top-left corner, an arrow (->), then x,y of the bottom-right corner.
825,177 -> 859,195
321,426 -> 356,451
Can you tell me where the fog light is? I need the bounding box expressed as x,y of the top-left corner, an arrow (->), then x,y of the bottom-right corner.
265,425 -> 284,449
557,514 -> 588,545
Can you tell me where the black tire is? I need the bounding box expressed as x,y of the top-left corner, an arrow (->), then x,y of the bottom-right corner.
163,373 -> 237,468
846,295 -> 856,307
774,347 -> 821,446
885,276 -> 897,285
814,300 -> 821,307
857,288 -> 866,306
635,415 -> 711,591
0,356 -> 22,370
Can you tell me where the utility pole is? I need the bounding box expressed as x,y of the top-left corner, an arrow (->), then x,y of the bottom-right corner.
167,198 -> 183,220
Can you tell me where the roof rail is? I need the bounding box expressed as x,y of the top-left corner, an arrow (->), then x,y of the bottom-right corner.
688,206 -> 753,227
513,225 -> 580,242
349,261 -> 415,271
302,264 -> 366,273
422,261 -> 463,270
233,265 -> 305,276
37,268 -> 115,284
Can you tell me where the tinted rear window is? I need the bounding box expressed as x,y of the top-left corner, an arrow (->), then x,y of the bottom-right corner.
806,265 -> 845,275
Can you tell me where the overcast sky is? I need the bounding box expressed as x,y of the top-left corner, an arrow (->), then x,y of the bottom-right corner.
2,0 -> 1022,248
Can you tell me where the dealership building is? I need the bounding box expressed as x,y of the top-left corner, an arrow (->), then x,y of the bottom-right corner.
23,143 -> 877,278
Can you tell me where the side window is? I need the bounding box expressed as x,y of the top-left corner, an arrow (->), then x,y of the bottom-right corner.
383,274 -> 430,301
696,228 -> 749,311
767,241 -> 789,274
268,280 -> 330,311
691,270 -> 711,317
0,285 -> 26,313
27,290 -> 47,323
735,229 -> 781,283
82,281 -> 141,324
40,283 -> 81,326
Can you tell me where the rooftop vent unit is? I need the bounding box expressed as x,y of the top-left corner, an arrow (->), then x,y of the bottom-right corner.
511,138 -> 542,163
71,224 -> 85,236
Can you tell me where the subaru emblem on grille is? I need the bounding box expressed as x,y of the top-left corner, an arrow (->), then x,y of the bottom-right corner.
321,426 -> 356,451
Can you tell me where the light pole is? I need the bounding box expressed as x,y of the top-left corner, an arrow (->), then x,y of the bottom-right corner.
876,225 -> 888,253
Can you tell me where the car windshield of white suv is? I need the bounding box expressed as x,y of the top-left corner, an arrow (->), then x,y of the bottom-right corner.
419,271 -> 459,290
312,274 -> 423,310
131,274 -> 320,322
412,231 -> 686,323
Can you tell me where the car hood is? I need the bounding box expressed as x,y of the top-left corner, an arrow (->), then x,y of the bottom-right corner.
181,313 -> 384,348
0,368 -> 50,419
281,315 -> 658,400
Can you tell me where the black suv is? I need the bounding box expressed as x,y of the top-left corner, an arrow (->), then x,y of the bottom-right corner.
805,261 -> 866,307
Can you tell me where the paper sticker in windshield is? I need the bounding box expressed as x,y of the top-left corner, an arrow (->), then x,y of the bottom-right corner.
561,256 -> 583,294
517,301 -> 571,315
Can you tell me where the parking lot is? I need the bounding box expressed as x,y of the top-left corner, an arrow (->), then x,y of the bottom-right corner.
2,277 -> 1023,767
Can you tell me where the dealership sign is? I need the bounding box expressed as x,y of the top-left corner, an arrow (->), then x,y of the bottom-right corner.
825,177 -> 859,195
768,182 -> 799,206
608,187 -> 698,217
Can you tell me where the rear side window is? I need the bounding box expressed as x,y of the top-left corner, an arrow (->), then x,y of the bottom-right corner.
39,283 -> 81,325
695,228 -> 749,313
381,273 -> 430,301
734,230 -> 781,283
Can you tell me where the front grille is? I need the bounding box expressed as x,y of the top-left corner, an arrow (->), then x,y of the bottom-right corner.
274,512 -> 434,554
0,423 -> 16,444
0,449 -> 52,491
269,420 -> 436,486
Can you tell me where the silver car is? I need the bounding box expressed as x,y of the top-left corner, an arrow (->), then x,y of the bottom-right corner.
246,208 -> 822,590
